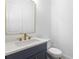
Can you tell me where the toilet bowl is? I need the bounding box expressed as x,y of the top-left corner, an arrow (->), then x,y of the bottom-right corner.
47,48 -> 63,59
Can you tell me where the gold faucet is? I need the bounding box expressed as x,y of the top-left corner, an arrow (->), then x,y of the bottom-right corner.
24,33 -> 27,40
23,33 -> 31,40
18,33 -> 31,41
24,33 -> 31,40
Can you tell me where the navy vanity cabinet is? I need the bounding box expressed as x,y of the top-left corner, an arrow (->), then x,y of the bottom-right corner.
5,43 -> 47,59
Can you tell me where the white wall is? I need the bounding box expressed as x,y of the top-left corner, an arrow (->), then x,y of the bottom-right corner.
34,0 -> 73,58
50,0 -> 73,58
33,0 -> 51,38
6,0 -> 73,58
6,0 -> 51,40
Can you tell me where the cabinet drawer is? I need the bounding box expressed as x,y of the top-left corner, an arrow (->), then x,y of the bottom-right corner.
6,43 -> 47,59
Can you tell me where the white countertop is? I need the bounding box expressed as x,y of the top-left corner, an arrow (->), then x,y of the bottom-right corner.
5,37 -> 49,56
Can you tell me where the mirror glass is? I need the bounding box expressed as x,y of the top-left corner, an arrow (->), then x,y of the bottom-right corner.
6,0 -> 36,34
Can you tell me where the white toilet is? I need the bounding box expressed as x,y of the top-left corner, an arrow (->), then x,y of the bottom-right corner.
47,48 -> 63,59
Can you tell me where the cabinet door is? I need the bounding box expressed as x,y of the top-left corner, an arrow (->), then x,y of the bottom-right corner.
27,51 -> 47,59
36,51 -> 47,59
27,56 -> 36,59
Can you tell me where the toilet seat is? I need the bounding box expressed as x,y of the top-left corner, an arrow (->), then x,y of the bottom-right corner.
47,48 -> 62,58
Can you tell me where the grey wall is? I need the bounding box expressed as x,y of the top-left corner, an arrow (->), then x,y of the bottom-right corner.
50,0 -> 73,58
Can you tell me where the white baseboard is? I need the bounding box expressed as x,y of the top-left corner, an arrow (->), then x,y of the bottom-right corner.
63,54 -> 73,59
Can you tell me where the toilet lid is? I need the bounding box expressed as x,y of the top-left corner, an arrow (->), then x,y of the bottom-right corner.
48,48 -> 62,55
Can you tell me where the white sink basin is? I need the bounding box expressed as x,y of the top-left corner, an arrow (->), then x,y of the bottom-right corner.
15,39 -> 40,46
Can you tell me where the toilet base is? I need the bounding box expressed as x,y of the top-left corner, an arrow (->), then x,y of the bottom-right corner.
47,53 -> 63,59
